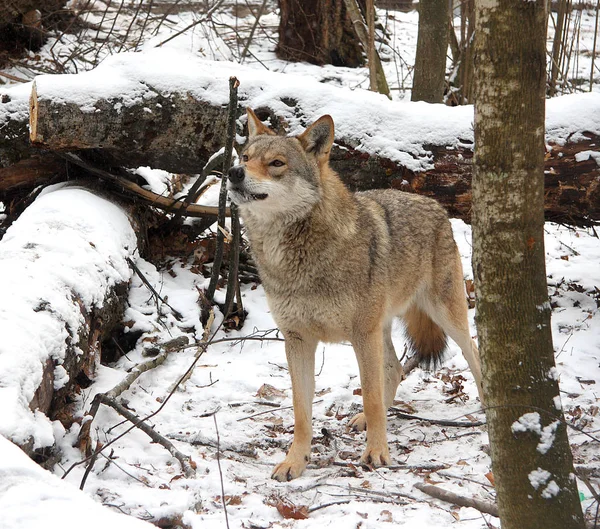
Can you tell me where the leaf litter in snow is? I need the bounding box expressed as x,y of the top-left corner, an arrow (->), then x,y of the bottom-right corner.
32,220 -> 596,529
1,2 -> 600,528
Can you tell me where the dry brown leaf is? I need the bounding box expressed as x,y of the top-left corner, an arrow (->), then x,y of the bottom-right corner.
275,499 -> 309,520
379,510 -> 393,523
353,388 -> 362,396
485,471 -> 495,486
392,400 -> 417,414
225,495 -> 242,506
256,383 -> 286,400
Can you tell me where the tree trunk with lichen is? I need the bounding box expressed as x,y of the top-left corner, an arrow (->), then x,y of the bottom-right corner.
276,0 -> 364,67
472,1 -> 584,527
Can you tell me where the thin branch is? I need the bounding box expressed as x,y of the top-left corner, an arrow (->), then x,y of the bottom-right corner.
0,71 -> 29,83
207,76 -> 240,301
388,408 -> 486,428
98,394 -> 196,477
240,0 -> 268,62
60,152 -> 227,218
414,482 -> 499,517
307,500 -> 352,513
214,414 -> 231,529
168,150 -> 224,227
155,0 -> 226,47
126,257 -> 184,320
63,322 -> 225,480
79,440 -> 102,490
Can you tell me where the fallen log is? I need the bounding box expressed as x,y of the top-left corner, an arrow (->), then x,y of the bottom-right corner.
14,53 -> 600,224
0,184 -> 140,457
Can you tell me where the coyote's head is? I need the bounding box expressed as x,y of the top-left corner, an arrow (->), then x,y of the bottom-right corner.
227,108 -> 334,220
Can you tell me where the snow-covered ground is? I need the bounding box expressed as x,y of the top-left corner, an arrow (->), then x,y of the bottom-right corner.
1,1 -> 600,528
39,220 -> 600,529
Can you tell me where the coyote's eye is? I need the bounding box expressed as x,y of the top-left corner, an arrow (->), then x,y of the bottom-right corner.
270,159 -> 285,167
242,154 -> 249,162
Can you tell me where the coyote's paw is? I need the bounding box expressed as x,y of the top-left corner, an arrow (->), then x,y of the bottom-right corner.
348,412 -> 367,432
271,455 -> 309,482
360,444 -> 391,468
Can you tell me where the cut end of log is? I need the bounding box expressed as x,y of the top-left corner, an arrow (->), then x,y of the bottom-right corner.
29,81 -> 40,144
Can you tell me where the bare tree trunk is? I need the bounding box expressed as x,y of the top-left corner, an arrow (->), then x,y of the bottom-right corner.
472,1 -> 585,528
411,0 -> 449,103
549,0 -> 569,96
366,0 -> 377,91
343,0 -> 390,97
276,0 -> 364,67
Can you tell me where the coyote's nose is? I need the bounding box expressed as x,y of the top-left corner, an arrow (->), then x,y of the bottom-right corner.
228,165 -> 245,184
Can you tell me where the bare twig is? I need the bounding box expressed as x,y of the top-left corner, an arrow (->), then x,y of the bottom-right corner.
240,0 -> 268,62
168,150 -> 224,227
0,71 -> 29,83
214,415 -> 231,529
63,323 -> 226,480
207,76 -> 240,301
155,0 -> 226,47
388,408 -> 486,428
98,394 -> 196,477
591,0 -> 600,91
164,309 -> 214,394
332,461 -> 449,473
126,257 -> 184,320
577,468 -> 600,505
224,203 -> 241,317
79,440 -> 102,490
307,500 -> 352,513
414,482 -> 499,517
60,153 -> 227,218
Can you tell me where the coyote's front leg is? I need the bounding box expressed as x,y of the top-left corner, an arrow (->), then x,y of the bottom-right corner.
271,332 -> 317,481
351,328 -> 391,467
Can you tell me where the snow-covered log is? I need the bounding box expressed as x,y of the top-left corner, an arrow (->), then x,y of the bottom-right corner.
16,49 -> 600,224
0,184 -> 137,455
0,434 -> 154,529
0,82 -> 33,168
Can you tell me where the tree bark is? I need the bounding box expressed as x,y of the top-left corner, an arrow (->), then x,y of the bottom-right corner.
29,81 -> 230,175
472,1 -> 584,528
343,0 -> 391,97
411,0 -> 449,103
276,0 -> 364,67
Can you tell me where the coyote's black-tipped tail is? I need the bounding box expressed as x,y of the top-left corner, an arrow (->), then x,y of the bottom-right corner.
403,305 -> 448,369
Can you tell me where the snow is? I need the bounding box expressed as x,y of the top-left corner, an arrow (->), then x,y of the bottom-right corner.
0,185 -> 137,448
511,414 -> 560,455
541,480 -> 561,499
31,48 -> 600,174
1,2 -> 600,527
537,421 -> 560,455
512,412 -> 542,435
529,467 -> 552,490
0,434 -> 154,529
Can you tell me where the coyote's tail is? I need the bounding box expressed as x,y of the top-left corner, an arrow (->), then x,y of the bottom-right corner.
403,305 -> 448,369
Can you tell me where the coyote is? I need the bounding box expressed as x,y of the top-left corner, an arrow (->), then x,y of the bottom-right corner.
227,109 -> 483,481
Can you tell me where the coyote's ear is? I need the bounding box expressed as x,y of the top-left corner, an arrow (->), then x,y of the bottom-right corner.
297,115 -> 334,160
246,108 -> 276,137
